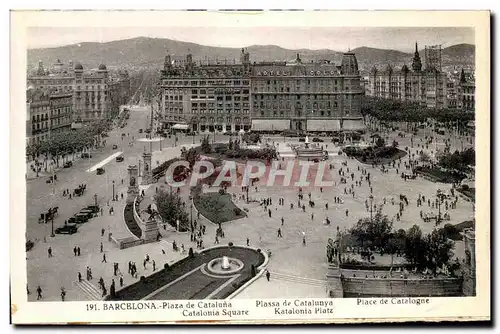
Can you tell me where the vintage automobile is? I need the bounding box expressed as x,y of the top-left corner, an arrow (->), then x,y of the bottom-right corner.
63,161 -> 73,168
78,209 -> 95,219
312,137 -> 324,143
68,214 -> 88,225
96,167 -> 105,175
85,205 -> 100,213
112,144 -> 118,149
81,153 -> 92,159
55,224 -> 78,235
116,156 -> 124,162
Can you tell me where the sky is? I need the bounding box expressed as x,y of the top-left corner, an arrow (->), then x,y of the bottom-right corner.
28,27 -> 474,52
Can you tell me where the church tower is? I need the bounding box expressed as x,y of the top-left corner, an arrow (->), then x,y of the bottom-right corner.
411,42 -> 422,72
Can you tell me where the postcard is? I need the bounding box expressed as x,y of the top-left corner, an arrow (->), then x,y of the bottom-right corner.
10,10 -> 490,324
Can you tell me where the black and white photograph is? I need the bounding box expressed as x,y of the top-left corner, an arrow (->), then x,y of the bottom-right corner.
10,10 -> 490,324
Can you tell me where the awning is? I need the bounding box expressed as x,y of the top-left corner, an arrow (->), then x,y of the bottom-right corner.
171,124 -> 189,130
342,119 -> 365,131
307,119 -> 341,131
251,119 -> 290,131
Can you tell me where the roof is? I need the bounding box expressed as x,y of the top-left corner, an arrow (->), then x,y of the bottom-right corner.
74,63 -> 84,70
98,64 -> 107,70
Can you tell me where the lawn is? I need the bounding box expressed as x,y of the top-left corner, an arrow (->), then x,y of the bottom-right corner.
344,145 -> 407,165
194,191 -> 247,224
456,187 -> 475,202
414,166 -> 467,184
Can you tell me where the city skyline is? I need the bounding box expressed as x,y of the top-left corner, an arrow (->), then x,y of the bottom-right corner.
28,27 -> 474,52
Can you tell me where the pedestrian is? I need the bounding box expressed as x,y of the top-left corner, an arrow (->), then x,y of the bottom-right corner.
246,237 -> 250,246
102,253 -> 107,263
48,247 -> 52,258
266,270 -> 271,281
215,235 -> 219,244
77,247 -> 81,256
36,286 -> 42,300
61,287 -> 66,301
100,242 -> 103,253
345,209 -> 349,217
153,260 -> 156,271
277,228 -> 283,238
120,276 -> 124,287
73,246 -> 77,256
143,259 -> 147,269
311,213 -> 314,221
281,217 -> 284,226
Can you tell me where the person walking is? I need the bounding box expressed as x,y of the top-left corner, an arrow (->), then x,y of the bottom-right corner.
102,253 -> 107,263
266,270 -> 271,282
120,276 -> 124,287
153,260 -> 156,271
281,217 -> 284,226
60,287 -> 66,302
77,247 -> 81,256
101,228 -> 105,237
246,238 -> 250,246
277,228 -> 283,238
78,272 -> 82,282
100,242 -> 103,253
73,246 -> 77,257
36,286 -> 42,300
47,247 -> 52,258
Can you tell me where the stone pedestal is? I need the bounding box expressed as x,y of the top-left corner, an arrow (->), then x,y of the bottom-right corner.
127,165 -> 140,203
141,218 -> 159,242
142,151 -> 153,185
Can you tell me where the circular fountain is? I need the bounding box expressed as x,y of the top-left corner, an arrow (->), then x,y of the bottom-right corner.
207,256 -> 244,275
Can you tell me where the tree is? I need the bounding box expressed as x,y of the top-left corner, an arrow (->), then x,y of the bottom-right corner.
422,229 -> 455,274
404,224 -> 426,267
419,151 -> 431,163
185,148 -> 200,168
350,210 -> 393,250
201,136 -> 212,153
375,136 -> 385,148
154,190 -> 190,232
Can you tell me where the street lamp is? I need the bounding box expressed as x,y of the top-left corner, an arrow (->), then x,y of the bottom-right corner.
369,195 -> 374,223
436,189 -> 443,223
50,209 -> 55,237
112,181 -> 116,201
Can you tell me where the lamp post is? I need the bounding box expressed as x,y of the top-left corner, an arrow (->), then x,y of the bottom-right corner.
50,213 -> 55,237
369,195 -> 374,223
112,181 -> 115,201
246,185 -> 249,204
436,189 -> 443,223
189,195 -> 193,225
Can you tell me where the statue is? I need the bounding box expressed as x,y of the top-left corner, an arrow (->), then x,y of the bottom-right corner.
130,176 -> 136,187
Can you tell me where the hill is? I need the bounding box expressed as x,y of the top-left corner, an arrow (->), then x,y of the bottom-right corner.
27,37 -> 475,72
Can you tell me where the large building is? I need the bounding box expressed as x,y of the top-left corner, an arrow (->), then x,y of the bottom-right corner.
446,69 -> 476,112
158,49 -> 365,133
26,89 -> 51,145
367,42 -> 447,109
27,60 -> 131,124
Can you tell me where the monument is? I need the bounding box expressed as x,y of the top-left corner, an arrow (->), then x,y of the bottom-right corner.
141,146 -> 153,185
126,165 -> 140,203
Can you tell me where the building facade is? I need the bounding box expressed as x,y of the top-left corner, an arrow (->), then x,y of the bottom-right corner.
367,42 -> 447,109
26,89 -> 51,145
49,90 -> 73,135
28,60 -> 131,124
446,69 -> 476,112
159,51 -> 252,132
159,49 -> 364,133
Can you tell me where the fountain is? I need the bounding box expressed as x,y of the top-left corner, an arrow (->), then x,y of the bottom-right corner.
207,256 -> 245,275
221,256 -> 230,270
294,135 -> 327,161
304,135 -> 310,148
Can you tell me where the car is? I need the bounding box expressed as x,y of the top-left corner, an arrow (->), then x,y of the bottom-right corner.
78,210 -> 95,219
85,205 -> 100,213
312,138 -> 324,143
112,144 -> 118,149
96,167 -> 105,175
139,129 -> 143,133
68,215 -> 88,224
63,161 -> 73,168
55,224 -> 78,235
116,156 -> 124,162
81,153 -> 92,159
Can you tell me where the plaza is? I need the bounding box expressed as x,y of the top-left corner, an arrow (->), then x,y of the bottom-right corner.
24,104 -> 475,302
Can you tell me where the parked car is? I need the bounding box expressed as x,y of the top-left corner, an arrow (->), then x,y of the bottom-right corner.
68,215 -> 88,225
96,167 -> 105,175
116,156 -> 124,162
85,205 -> 100,213
312,137 -> 324,143
63,161 -> 73,168
55,224 -> 78,235
112,144 -> 118,149
81,153 -> 92,159
78,210 -> 95,219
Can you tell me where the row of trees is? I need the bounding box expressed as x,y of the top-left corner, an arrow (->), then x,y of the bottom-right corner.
26,119 -> 112,166
437,148 -> 475,171
349,211 -> 455,273
154,189 -> 189,232
361,96 -> 474,131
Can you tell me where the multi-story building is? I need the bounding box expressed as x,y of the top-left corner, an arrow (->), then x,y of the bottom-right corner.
26,88 -> 51,145
28,60 -> 131,124
251,52 -> 364,132
159,49 -> 365,133
159,50 -> 252,132
367,42 -> 447,109
48,90 -> 73,135
446,69 -> 476,112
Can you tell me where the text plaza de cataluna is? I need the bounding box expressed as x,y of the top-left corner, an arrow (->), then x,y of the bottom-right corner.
24,37 -> 476,306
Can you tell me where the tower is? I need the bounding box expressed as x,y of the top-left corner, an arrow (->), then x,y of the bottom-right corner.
411,42 -> 422,72
340,51 -> 359,76
141,146 -> 153,185
424,44 -> 442,71
98,63 -> 108,79
127,164 -> 140,203
164,54 -> 172,71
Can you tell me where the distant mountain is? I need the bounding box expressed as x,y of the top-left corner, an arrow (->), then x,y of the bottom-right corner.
27,37 -> 475,73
